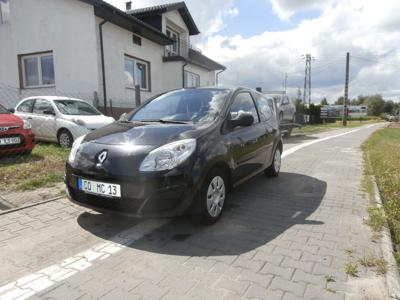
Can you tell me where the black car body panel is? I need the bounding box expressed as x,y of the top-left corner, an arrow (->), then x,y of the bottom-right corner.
65,87 -> 282,218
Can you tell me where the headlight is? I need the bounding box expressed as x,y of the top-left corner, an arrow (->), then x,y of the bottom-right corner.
68,135 -> 85,164
139,139 -> 196,172
23,120 -> 32,130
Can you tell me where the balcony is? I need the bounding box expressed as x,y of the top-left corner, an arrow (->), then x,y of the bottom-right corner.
163,38 -> 203,61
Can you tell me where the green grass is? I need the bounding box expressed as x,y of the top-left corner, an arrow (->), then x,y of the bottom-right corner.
0,143 -> 69,192
345,261 -> 359,277
294,119 -> 382,135
363,128 -> 400,265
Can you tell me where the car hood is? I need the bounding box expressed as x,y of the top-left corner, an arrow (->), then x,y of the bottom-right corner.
83,121 -> 213,146
63,115 -> 115,129
0,113 -> 23,126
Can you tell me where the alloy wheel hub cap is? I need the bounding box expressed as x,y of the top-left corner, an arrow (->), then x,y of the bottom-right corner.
206,176 -> 225,217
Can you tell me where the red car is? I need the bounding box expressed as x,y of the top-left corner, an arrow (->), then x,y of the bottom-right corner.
0,104 -> 35,155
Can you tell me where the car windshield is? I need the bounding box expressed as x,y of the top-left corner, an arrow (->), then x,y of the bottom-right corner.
129,89 -> 230,124
54,100 -> 100,116
0,104 -> 9,114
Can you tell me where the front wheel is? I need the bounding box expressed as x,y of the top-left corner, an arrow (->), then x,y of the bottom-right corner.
265,147 -> 281,177
58,129 -> 74,148
191,168 -> 227,225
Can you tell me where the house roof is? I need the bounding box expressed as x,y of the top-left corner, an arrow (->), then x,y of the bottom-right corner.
188,49 -> 226,71
80,0 -> 174,45
127,2 -> 200,35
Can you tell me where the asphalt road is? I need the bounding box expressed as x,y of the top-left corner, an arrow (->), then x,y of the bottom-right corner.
0,123 -> 388,300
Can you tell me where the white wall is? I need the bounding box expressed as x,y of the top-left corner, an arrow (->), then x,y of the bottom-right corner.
0,0 -> 99,107
96,17 -> 185,108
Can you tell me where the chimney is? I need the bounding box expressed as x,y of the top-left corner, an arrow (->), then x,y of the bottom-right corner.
125,1 -> 132,11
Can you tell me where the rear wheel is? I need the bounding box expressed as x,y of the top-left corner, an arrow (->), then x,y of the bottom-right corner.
58,129 -> 74,148
265,147 -> 281,177
191,168 -> 227,225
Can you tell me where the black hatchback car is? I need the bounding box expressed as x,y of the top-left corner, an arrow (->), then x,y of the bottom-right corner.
65,87 -> 282,224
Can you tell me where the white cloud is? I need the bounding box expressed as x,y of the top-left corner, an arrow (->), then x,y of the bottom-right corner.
269,0 -> 333,20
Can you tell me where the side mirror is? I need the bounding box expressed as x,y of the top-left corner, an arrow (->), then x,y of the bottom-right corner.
230,113 -> 254,128
8,108 -> 15,113
43,110 -> 55,116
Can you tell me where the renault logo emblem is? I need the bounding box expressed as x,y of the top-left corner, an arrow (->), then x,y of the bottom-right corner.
97,150 -> 108,164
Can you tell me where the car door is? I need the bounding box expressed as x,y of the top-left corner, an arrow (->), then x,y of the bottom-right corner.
253,93 -> 278,162
226,92 -> 268,182
31,99 -> 57,141
15,98 -> 35,123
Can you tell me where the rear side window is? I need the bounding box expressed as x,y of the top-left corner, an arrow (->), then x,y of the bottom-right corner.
254,94 -> 274,121
229,92 -> 260,124
17,99 -> 34,113
32,99 -> 54,114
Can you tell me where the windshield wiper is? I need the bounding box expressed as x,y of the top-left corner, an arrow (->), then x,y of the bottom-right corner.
138,119 -> 189,124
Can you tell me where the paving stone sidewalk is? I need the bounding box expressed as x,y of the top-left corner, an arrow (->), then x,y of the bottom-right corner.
0,125 -> 388,299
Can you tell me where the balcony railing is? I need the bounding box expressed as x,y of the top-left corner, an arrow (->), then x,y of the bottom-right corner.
163,38 -> 202,59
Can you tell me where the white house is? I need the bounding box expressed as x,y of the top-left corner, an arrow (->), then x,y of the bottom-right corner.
0,0 -> 225,117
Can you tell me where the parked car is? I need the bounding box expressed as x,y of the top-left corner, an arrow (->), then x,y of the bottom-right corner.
65,87 -> 282,224
269,94 -> 296,137
0,103 -> 35,155
14,97 -> 114,148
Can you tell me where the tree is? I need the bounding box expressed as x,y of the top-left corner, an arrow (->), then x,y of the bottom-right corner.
384,100 -> 395,114
364,95 -> 385,116
320,98 -> 328,106
335,96 -> 345,105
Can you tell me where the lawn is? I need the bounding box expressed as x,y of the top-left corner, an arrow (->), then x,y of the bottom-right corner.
0,143 -> 69,193
294,119 -> 382,135
363,128 -> 400,264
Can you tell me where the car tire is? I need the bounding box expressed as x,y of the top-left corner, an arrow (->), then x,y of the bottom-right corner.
265,147 -> 281,177
191,168 -> 227,225
58,129 -> 74,148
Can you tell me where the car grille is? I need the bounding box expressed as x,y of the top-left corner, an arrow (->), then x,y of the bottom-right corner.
0,125 -> 20,132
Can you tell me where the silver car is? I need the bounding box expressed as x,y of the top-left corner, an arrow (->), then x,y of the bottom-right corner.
14,96 -> 114,147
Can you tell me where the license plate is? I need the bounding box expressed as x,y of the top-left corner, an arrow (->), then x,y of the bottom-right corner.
78,178 -> 121,198
0,137 -> 21,145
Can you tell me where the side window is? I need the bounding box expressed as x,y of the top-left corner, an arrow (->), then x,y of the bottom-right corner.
32,99 -> 54,114
254,94 -> 274,121
229,92 -> 259,125
17,99 -> 34,113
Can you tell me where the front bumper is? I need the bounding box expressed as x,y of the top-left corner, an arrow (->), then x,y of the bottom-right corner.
65,167 -> 196,218
0,130 -> 35,155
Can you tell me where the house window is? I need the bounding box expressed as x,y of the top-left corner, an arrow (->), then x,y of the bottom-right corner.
0,0 -> 10,24
124,55 -> 149,91
166,27 -> 180,56
19,51 -> 55,88
184,71 -> 200,88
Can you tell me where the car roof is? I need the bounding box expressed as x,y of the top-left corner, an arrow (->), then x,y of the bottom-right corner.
20,96 -> 86,102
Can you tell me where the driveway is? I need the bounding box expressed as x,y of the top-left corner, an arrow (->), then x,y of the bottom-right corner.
0,123 -> 388,300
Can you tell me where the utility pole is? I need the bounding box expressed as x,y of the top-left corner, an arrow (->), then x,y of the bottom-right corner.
302,54 -> 313,105
343,52 -> 350,126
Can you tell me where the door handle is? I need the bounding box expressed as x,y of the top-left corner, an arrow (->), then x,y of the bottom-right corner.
27,117 -> 33,120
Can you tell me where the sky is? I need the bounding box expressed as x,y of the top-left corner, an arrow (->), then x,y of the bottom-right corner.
106,0 -> 400,103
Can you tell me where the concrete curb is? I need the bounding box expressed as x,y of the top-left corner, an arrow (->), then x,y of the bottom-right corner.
370,175 -> 400,299
0,195 -> 65,216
